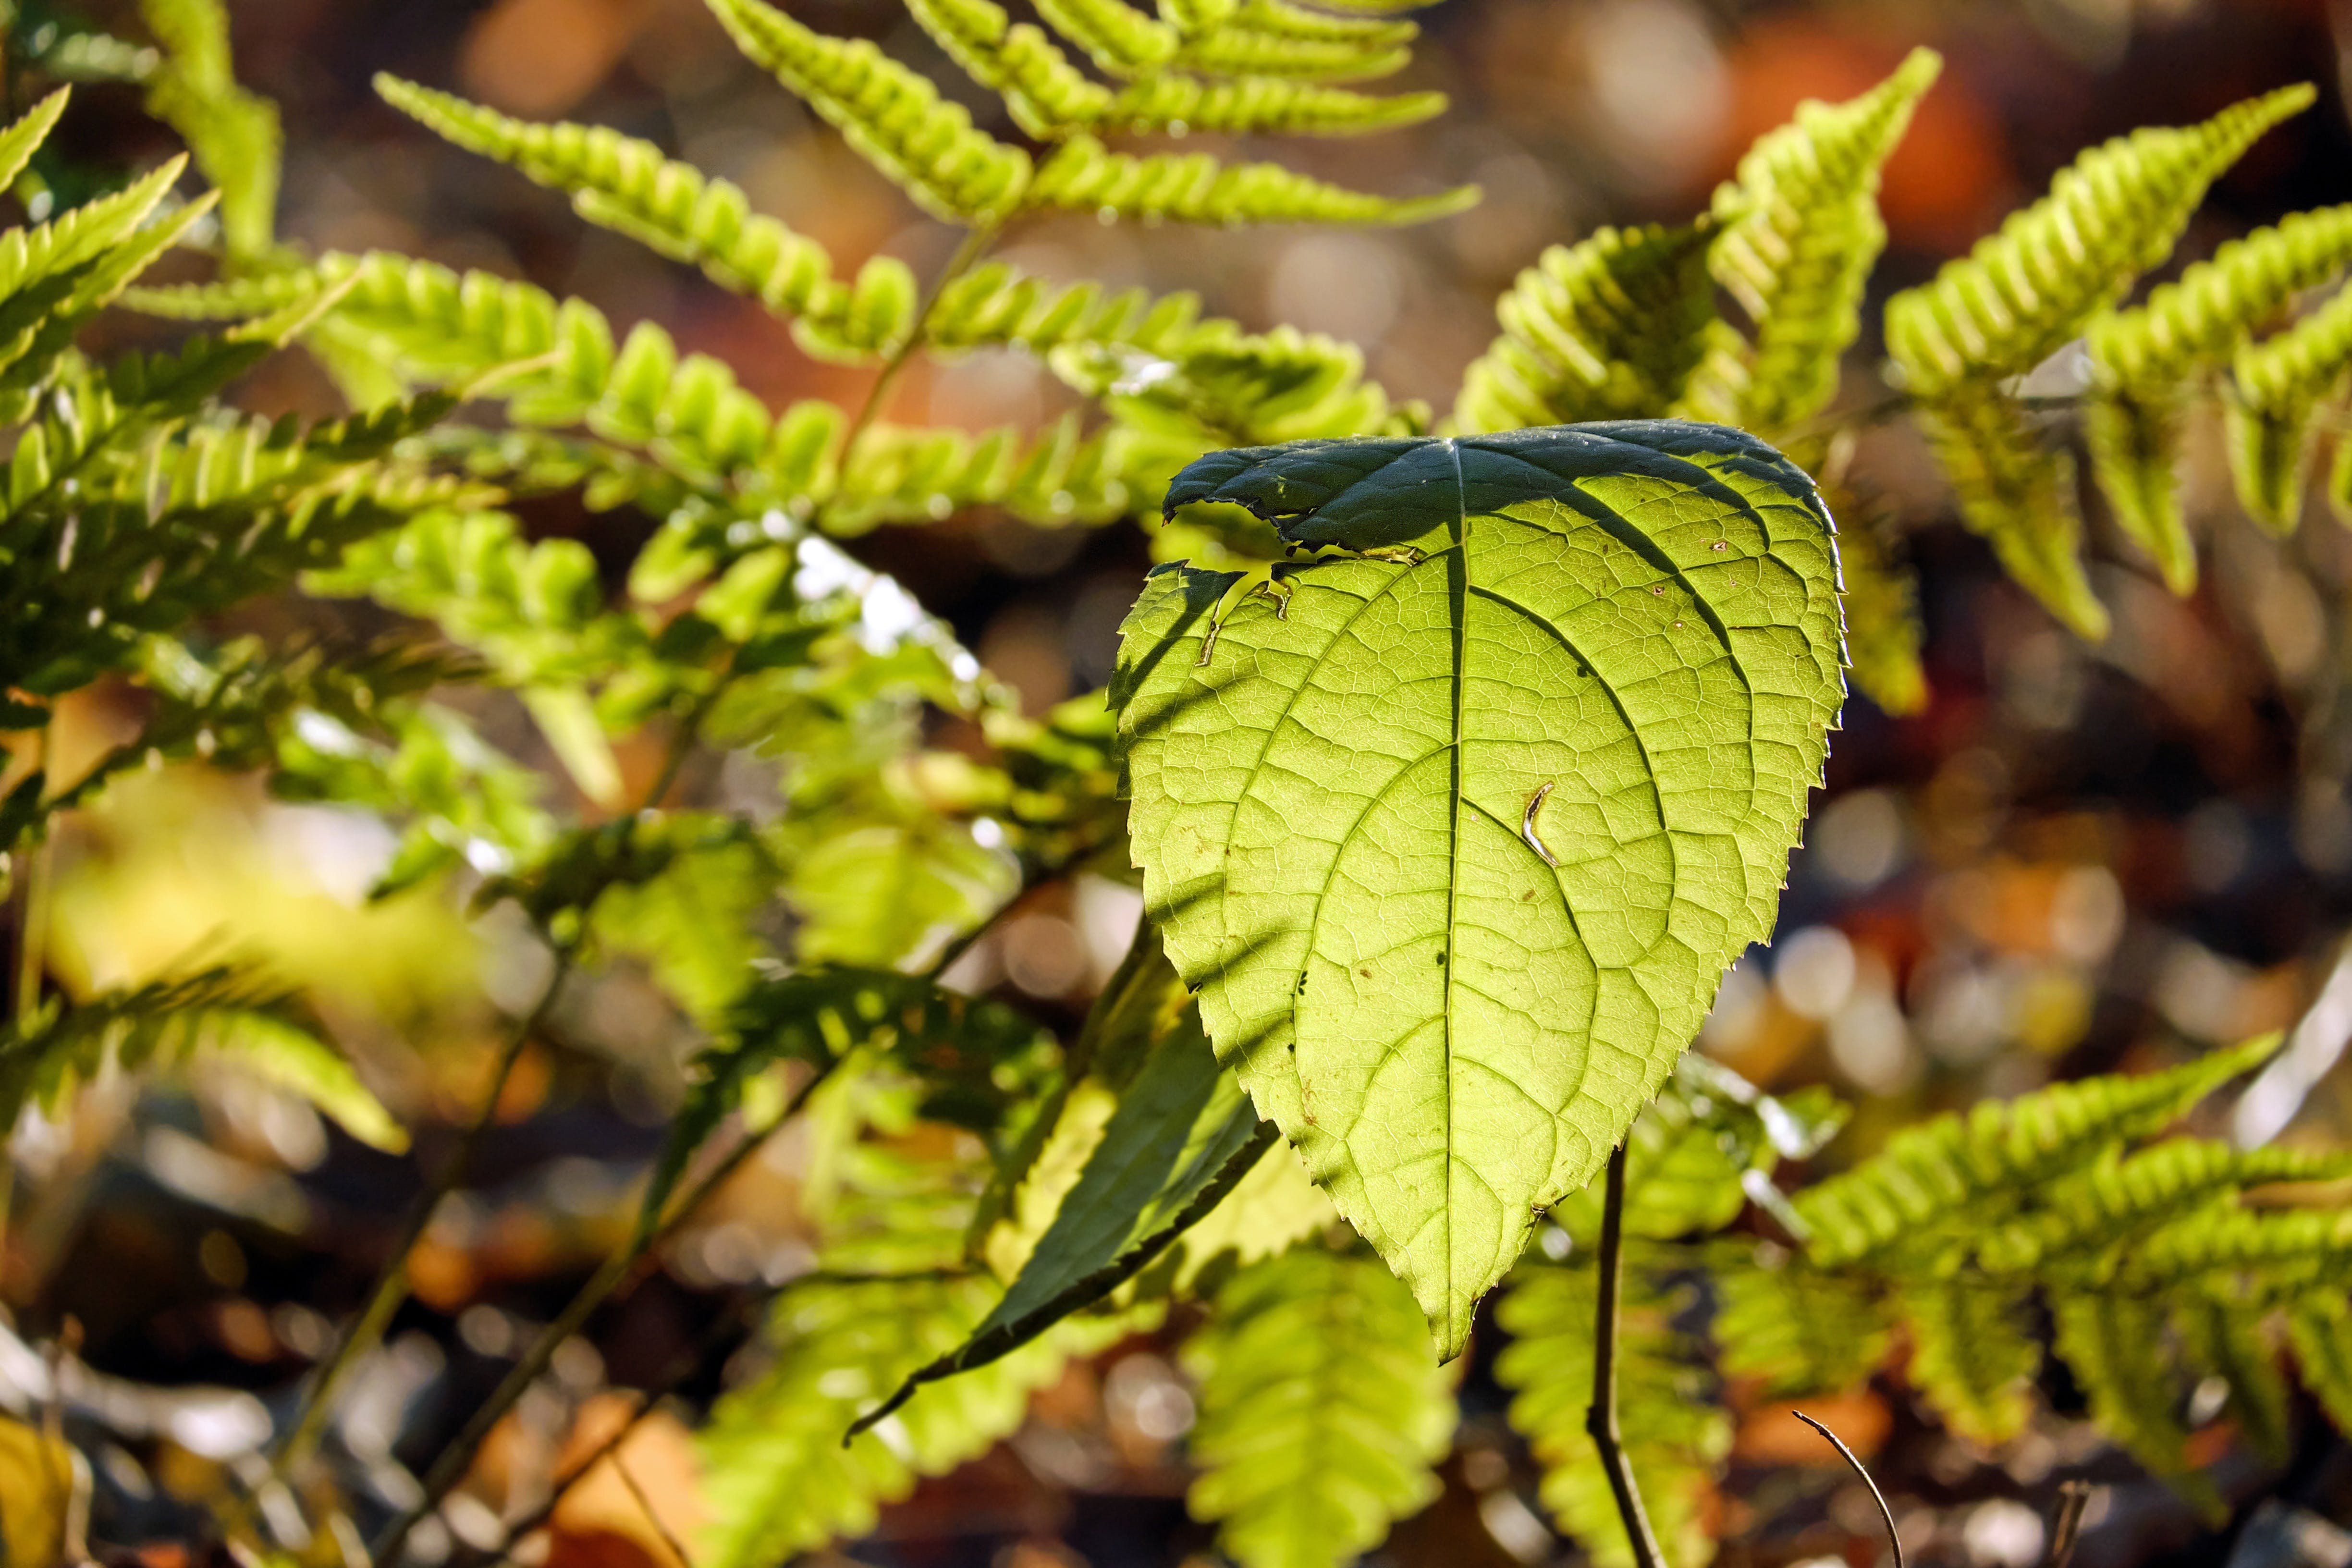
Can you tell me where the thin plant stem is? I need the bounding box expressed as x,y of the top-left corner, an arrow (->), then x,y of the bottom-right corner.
1792,1409 -> 1902,1568
5,723 -> 53,1301
271,946 -> 574,1477
1585,1142 -> 1666,1568
611,1452 -> 696,1568
372,1061 -> 833,1566
2046,1479 -> 2091,1568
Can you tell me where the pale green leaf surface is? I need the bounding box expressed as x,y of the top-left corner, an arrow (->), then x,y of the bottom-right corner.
1115,420 -> 1843,1352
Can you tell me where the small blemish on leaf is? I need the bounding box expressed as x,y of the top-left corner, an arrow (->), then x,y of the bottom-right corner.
1521,781 -> 1560,867
1359,966 -> 1372,978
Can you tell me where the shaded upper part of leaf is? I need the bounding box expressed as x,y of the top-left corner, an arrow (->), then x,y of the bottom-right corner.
1160,419 -> 1826,555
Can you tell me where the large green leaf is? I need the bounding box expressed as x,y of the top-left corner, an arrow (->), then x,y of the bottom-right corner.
1115,420 -> 1843,1351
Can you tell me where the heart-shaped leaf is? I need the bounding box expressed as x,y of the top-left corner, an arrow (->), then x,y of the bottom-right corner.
1115,419 -> 1844,1353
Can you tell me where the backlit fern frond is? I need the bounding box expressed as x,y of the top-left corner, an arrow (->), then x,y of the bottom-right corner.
123,267 -> 321,321
1454,220 -> 1719,433
2176,1289 -> 2292,1463
1886,87 -> 2313,635
2121,1204 -> 2352,1295
138,0 -> 281,258
707,0 -> 1033,225
0,88 -> 67,191
1181,1249 -> 1455,1568
854,415 -> 1143,528
2086,204 -> 2352,587
1498,1259 -> 1729,1568
1793,1033 -> 2278,1266
0,155 -> 219,414
1100,74 -> 1444,136
1056,323 -> 1398,448
1027,133 -> 1475,227
1911,382 -> 2108,639
696,1273 -> 1088,1568
1980,1139 -> 2352,1273
2092,205 -> 2352,391
1032,0 -> 1178,75
926,261 -> 1205,355
296,253 -> 805,485
1886,85 -> 2314,394
373,77 -> 862,335
1690,47 -> 1939,436
1899,1276 -> 2039,1446
0,964 -> 401,1152
2051,1293 -> 2220,1515
3,399 -> 474,696
1175,2 -> 1414,82
2227,278 -> 2352,533
906,0 -> 1114,137
2288,1293 -> 2352,1435
1832,492 -> 1930,715
1710,1242 -> 1892,1397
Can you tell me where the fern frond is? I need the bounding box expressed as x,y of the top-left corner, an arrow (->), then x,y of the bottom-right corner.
1794,1034 -> 2279,1265
706,0 -> 1032,224
1181,1249 -> 1454,1568
926,261 -> 1202,355
1982,1139 -> 2352,1272
1028,133 -> 1474,227
123,268 -> 321,321
2227,279 -> 2352,534
309,253 -> 808,485
1899,1276 -> 2038,1446
2093,204 -> 2352,391
1033,0 -> 1178,75
1100,74 -> 1444,136
0,89 -> 69,194
271,699 -> 554,897
1710,1242 -> 1892,1396
138,0 -> 281,257
2051,1292 -> 2219,1514
906,0 -> 1115,138
2085,205 -> 2352,585
1176,8 -> 1412,83
4,406 -> 473,697
1454,220 -> 1718,433
829,413 -> 1140,533
655,968 -> 1054,1225
2288,1292 -> 2352,1435
1058,323 -> 1395,447
1497,1260 -> 1728,1568
374,77 -> 860,332
2123,1203 -> 2352,1295
1886,85 -> 2315,393
2175,1290 -> 2292,1463
1834,498 -> 1929,715
0,964 -> 288,1125
695,1273 -> 1083,1568
1911,383 -> 2108,639
1695,47 -> 1939,435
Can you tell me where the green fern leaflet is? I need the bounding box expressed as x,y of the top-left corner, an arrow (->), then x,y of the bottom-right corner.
1115,420 -> 1843,1353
